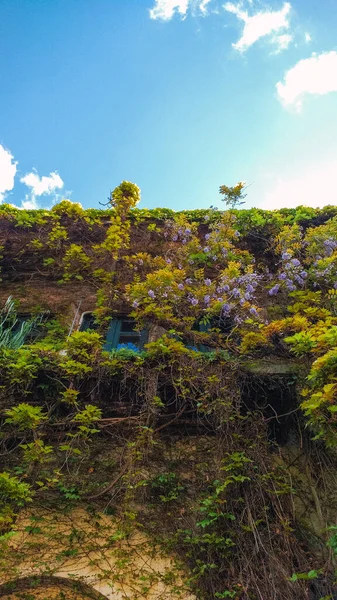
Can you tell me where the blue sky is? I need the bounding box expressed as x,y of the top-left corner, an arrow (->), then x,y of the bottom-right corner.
0,0 -> 337,211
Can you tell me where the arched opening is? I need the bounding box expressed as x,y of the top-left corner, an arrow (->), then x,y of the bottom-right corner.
0,575 -> 109,600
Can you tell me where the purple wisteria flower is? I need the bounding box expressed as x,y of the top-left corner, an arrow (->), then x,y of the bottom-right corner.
222,303 -> 231,316
294,276 -> 305,286
249,307 -> 259,317
290,258 -> 301,267
166,258 -> 172,264
172,235 -> 178,241
232,288 -> 241,298
148,290 -> 156,299
204,295 -> 211,304
132,300 -> 139,308
177,283 -> 184,290
204,278 -> 212,286
223,284 -> 230,292
269,284 -> 280,296
205,233 -> 210,240
323,239 -> 337,256
282,252 -> 291,260
203,247 -> 210,253
189,297 -> 198,306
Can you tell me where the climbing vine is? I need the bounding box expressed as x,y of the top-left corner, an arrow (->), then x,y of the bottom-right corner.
0,183 -> 337,598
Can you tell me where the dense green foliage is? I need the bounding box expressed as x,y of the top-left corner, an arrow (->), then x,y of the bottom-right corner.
1,183 -> 337,598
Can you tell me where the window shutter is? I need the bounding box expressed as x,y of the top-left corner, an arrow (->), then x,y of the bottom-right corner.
104,319 -> 121,351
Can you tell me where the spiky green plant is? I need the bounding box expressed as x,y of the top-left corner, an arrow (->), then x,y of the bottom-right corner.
0,297 -> 42,349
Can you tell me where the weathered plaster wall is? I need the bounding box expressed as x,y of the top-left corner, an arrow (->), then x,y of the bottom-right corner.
0,508 -> 193,600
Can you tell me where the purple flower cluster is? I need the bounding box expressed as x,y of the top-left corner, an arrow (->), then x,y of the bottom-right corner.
222,303 -> 232,316
311,258 -> 337,287
269,284 -> 280,296
323,238 -> 337,257
216,272 -> 262,320
171,226 -> 193,244
276,255 -> 307,292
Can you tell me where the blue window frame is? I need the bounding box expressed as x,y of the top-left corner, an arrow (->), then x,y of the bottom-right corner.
79,314 -> 148,352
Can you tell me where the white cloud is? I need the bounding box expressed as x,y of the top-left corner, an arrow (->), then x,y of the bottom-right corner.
149,0 -> 212,20
0,145 -> 17,202
200,0 -> 212,14
261,160 -> 337,209
21,170 -> 64,196
149,0 -> 190,20
273,33 -> 293,53
305,32 -> 311,43
21,197 -> 40,210
20,169 -> 64,209
276,51 -> 337,111
224,1 -> 292,52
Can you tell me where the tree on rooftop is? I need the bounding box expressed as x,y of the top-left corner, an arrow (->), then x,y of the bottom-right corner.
109,181 -> 141,219
219,181 -> 247,209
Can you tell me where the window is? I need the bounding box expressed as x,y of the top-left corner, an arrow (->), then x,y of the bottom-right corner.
79,313 -> 98,332
184,316 -> 233,352
0,298 -> 48,349
12,314 -> 47,343
198,315 -> 233,336
105,317 -> 148,352
79,314 -> 148,352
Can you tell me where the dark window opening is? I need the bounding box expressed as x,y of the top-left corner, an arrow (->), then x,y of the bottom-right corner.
240,374 -> 298,446
7,313 -> 49,344
79,313 -> 98,332
183,315 -> 234,352
198,315 -> 233,336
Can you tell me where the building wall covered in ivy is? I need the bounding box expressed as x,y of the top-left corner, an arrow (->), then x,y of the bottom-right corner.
1,184 -> 337,599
